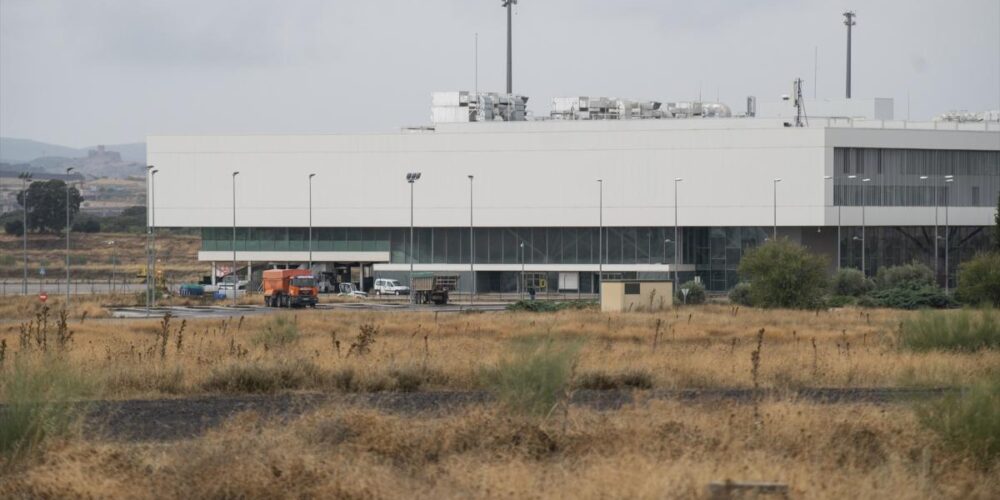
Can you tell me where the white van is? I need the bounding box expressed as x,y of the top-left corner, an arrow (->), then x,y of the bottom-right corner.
373,278 -> 410,296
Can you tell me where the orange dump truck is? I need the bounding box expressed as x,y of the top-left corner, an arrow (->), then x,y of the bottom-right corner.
262,269 -> 318,308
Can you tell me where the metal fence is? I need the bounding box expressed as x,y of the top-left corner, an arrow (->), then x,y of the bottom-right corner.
0,279 -> 146,296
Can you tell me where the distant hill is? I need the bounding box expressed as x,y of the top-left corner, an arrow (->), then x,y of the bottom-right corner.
0,137 -> 146,163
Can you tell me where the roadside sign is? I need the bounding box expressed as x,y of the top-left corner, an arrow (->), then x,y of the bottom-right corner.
39,267 -> 46,276
681,288 -> 690,305
39,292 -> 48,302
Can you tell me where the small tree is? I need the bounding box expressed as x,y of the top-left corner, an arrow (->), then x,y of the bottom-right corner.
16,180 -> 82,233
956,253 -> 1000,307
737,239 -> 829,309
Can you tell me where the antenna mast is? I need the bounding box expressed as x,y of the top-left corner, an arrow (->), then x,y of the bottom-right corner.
793,78 -> 808,127
843,11 -> 856,99
502,0 -> 517,94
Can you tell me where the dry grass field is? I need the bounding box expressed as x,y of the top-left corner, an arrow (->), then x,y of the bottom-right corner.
1,299 -> 998,498
0,232 -> 202,282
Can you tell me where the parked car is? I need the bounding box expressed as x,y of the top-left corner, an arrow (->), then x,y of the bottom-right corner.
373,278 -> 410,296
338,282 -> 368,298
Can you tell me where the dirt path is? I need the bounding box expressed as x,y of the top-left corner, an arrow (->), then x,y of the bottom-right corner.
80,387 -> 955,442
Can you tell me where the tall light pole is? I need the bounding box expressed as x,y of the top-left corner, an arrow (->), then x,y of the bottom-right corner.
944,176 -> 954,293
824,176 -> 842,271
861,178 -> 871,276
772,178 -> 782,240
150,169 -> 159,308
406,172 -> 421,303
673,178 -> 683,286
502,0 -> 517,94
145,165 -> 154,315
232,171 -> 240,308
107,240 -> 117,294
65,167 -> 75,309
18,172 -> 31,294
519,241 -> 525,300
920,175 -> 940,282
308,173 -> 316,269
843,11 -> 856,99
597,179 -> 603,294
468,174 -> 475,304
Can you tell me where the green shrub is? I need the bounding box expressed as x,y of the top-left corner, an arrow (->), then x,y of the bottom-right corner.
480,336 -> 581,417
956,253 -> 1000,307
71,216 -> 101,233
737,239 -> 829,309
875,261 -> 935,290
506,300 -> 596,312
832,268 -> 874,297
675,280 -> 706,305
900,310 -> 1000,352
869,285 -> 955,310
1,357 -> 96,460
4,219 -> 23,237
251,315 -> 300,347
917,374 -> 1000,465
826,295 -> 857,308
728,282 -> 753,306
857,295 -> 881,308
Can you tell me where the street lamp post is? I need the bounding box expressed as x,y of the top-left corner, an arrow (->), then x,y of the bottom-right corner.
150,169 -> 159,308
145,165 -> 154,315
107,240 -> 117,294
824,176 -> 841,271
468,175 -> 475,304
597,179 -> 603,294
18,172 -> 32,294
944,176 -> 954,293
772,178 -> 782,240
232,171 -> 240,308
520,241 -> 525,300
406,172 -> 421,303
673,178 -> 683,286
65,167 -> 75,309
308,173 -> 315,269
861,178 -> 871,276
919,175 -> 941,283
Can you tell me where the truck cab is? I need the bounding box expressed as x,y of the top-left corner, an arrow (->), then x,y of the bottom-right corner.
263,269 -> 318,308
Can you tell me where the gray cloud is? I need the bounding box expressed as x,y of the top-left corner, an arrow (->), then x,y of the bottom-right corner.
1,0 -> 998,146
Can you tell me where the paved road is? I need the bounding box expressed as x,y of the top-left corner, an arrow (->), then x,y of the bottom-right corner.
110,301 -> 509,318
80,387 -> 957,442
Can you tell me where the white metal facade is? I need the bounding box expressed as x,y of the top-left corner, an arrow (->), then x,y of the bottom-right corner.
148,118 -> 999,233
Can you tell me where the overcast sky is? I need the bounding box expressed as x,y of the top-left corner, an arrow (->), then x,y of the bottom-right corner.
1,0 -> 998,147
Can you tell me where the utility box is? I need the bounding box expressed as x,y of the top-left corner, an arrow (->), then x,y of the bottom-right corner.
600,280 -> 674,313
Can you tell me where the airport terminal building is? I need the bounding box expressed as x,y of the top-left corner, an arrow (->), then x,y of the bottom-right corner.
148,95 -> 1000,294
